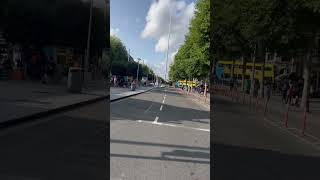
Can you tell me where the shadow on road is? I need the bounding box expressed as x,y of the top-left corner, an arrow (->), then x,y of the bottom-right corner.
111,152 -> 209,164
111,91 -> 209,125
111,139 -> 209,164
213,143 -> 320,180
111,139 -> 209,151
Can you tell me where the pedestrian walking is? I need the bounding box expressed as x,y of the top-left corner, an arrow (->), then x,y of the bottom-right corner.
282,81 -> 289,103
265,82 -> 272,101
254,79 -> 260,97
264,82 -> 272,115
286,83 -> 293,105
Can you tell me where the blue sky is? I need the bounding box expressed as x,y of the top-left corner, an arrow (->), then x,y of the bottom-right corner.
110,0 -> 196,79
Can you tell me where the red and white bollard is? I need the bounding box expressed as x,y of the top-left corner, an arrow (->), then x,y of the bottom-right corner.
263,98 -> 269,116
284,104 -> 289,128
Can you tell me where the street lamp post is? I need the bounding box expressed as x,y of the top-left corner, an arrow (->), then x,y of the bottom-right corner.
84,0 -> 93,88
136,58 -> 141,81
165,5 -> 172,81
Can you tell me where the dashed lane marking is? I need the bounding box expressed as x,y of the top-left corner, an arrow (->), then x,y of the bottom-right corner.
153,116 -> 159,123
138,120 -> 210,132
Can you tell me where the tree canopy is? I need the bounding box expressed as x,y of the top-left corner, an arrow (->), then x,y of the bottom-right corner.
110,35 -> 155,80
212,0 -> 320,60
169,0 -> 210,82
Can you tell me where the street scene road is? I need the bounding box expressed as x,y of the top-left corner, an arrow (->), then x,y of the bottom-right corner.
213,94 -> 320,180
110,87 -> 210,180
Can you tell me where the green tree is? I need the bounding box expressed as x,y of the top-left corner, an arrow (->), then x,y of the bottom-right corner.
110,35 -> 155,79
169,0 -> 210,82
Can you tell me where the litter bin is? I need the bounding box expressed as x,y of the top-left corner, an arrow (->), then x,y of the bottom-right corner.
67,67 -> 83,92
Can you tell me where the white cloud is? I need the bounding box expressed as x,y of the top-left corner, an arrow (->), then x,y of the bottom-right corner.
141,0 -> 195,53
141,0 -> 195,79
151,61 -> 167,79
110,28 -> 120,36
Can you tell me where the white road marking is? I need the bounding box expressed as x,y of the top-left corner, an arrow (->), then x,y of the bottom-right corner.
138,120 -> 210,132
144,103 -> 154,113
153,116 -> 159,123
160,105 -> 163,111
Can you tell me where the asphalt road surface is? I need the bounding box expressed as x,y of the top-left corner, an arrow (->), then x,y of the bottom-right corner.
0,100 -> 108,179
213,95 -> 320,180
110,87 -> 210,180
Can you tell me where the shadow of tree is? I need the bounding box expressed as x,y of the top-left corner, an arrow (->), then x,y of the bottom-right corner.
111,89 -> 209,126
110,139 -> 209,165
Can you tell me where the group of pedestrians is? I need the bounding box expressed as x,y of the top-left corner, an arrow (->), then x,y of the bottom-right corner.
281,79 -> 303,106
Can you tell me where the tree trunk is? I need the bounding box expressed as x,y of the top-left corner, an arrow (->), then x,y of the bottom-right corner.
250,53 -> 256,96
260,52 -> 267,98
204,81 -> 207,97
300,53 -> 311,110
241,56 -> 246,92
231,59 -> 235,81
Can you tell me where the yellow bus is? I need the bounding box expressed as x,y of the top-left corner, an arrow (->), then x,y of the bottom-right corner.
178,80 -> 197,88
217,60 -> 275,81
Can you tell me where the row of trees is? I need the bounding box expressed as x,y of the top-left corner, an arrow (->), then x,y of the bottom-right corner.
110,36 -> 155,80
212,0 -> 320,109
1,0 -> 107,55
169,0 -> 210,84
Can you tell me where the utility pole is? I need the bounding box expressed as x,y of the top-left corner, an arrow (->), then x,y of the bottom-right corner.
250,45 -> 257,96
291,57 -> 294,73
84,0 -> 93,88
136,58 -> 141,81
261,50 -> 267,98
241,56 -> 246,92
165,5 -> 172,81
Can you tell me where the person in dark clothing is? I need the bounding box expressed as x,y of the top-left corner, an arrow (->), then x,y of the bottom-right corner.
286,83 -> 293,105
47,57 -> 56,76
254,80 -> 260,97
282,81 -> 289,103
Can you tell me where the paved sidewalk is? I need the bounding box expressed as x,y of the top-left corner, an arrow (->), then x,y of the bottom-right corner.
264,95 -> 320,141
110,86 -> 153,101
177,88 -> 210,107
0,80 -> 153,126
213,86 -> 320,142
